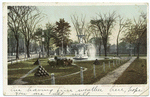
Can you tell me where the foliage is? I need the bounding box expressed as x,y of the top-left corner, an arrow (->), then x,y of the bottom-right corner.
91,11 -> 117,57
7,6 -> 30,59
54,18 -> 72,48
20,6 -> 44,57
44,23 -> 56,56
122,13 -> 146,44
34,27 -> 43,43
122,13 -> 147,58
116,16 -> 132,56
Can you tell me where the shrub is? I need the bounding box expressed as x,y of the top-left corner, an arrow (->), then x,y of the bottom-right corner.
57,59 -> 65,66
47,61 -> 56,67
54,56 -> 57,60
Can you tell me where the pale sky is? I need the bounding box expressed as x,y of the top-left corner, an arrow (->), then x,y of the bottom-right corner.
37,4 -> 147,45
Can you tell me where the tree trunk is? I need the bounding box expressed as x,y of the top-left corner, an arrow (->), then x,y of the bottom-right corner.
116,31 -> 121,56
134,47 -> 135,56
26,41 -> 30,58
99,40 -> 101,56
117,39 -> 119,56
104,44 -> 107,57
102,38 -> 107,57
103,41 -> 107,57
137,43 -> 140,59
16,39 -> 19,59
65,47 -> 67,55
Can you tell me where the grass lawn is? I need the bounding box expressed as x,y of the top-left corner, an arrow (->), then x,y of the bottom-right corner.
114,58 -> 147,84
22,58 -> 80,85
22,58 -> 129,85
8,58 -> 39,84
96,54 -> 147,57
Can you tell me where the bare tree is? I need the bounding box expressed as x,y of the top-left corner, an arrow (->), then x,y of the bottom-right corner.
8,6 -> 31,59
89,24 -> 102,56
71,14 -> 86,43
20,7 -> 44,58
91,11 -> 117,57
122,13 -> 147,59
83,23 -> 92,43
133,14 -> 147,59
116,16 -> 131,56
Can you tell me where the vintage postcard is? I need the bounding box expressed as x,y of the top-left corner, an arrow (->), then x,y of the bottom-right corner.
3,2 -> 149,96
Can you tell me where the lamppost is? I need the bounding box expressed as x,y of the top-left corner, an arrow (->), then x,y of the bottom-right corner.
42,32 -> 45,58
61,38 -> 63,56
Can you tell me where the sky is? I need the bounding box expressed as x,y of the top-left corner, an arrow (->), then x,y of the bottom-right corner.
37,4 -> 147,45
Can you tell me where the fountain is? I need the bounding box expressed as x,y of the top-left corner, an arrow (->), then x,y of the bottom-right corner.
73,35 -> 88,60
88,43 -> 96,59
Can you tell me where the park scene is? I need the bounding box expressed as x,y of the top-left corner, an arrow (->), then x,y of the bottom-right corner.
7,5 -> 147,85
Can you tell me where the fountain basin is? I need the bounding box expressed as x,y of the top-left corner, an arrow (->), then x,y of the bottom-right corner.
73,57 -> 88,60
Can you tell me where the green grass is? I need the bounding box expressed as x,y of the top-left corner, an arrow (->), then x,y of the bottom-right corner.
54,59 -> 129,84
95,54 -> 147,57
114,58 -> 147,84
8,56 -> 130,85
8,58 -> 39,84
23,58 -> 129,85
23,65 -> 80,85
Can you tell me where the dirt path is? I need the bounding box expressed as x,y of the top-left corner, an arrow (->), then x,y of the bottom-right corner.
12,66 -> 39,85
94,57 -> 136,84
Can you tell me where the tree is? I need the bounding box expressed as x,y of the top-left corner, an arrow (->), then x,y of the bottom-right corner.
122,13 -> 147,58
34,27 -> 43,52
91,11 -> 117,57
44,23 -> 55,57
8,29 -> 17,55
20,6 -> 43,58
55,18 -> 72,55
71,14 -> 86,43
89,24 -> 102,56
116,16 -> 131,56
83,23 -> 92,43
8,6 -> 30,59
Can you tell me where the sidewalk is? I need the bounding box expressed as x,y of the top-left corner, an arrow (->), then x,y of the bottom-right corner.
94,57 -> 136,84
8,53 -> 39,61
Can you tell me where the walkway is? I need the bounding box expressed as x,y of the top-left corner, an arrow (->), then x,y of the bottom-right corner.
94,57 -> 136,84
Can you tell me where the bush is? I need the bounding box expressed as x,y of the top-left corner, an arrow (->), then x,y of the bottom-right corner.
49,57 -> 73,67
64,59 -> 73,66
57,59 -> 65,66
47,61 -> 56,67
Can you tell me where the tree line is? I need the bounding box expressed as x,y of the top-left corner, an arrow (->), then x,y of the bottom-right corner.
8,6 -> 147,59
8,6 -> 72,59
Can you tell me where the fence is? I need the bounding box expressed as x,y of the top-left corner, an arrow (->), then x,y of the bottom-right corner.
8,53 -> 45,65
